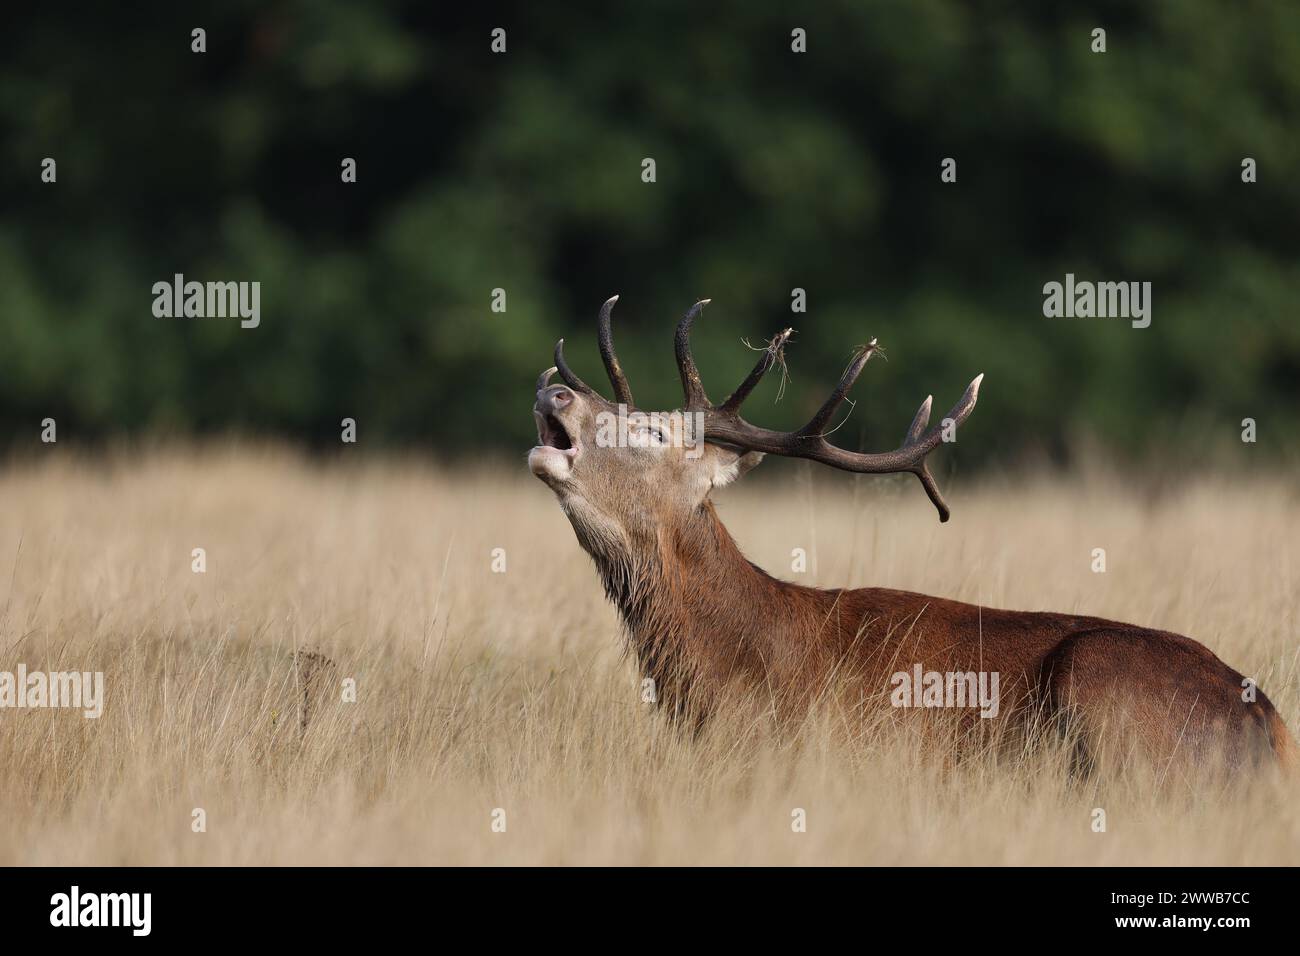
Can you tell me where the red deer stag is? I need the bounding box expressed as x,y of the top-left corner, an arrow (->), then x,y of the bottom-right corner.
529,296 -> 1294,774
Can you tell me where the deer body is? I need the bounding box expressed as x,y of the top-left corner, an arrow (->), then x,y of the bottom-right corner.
530,297 -> 1294,773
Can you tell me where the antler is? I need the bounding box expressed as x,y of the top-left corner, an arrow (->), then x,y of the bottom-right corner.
675,300 -> 983,522
554,295 -> 634,405
597,295 -> 634,406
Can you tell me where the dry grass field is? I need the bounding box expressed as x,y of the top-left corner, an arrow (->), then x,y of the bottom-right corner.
0,444 -> 1296,865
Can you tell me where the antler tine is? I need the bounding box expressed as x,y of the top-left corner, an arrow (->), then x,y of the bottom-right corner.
904,395 -> 933,445
914,465 -> 950,521
917,374 -> 982,456
597,295 -> 634,407
536,365 -> 558,393
553,339 -> 597,396
675,299 -> 712,409
718,328 -> 794,415
800,339 -> 879,438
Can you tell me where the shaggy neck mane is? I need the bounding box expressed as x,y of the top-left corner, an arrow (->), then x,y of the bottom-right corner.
585,500 -> 792,711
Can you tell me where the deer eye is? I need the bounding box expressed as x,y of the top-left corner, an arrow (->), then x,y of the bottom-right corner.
629,423 -> 669,447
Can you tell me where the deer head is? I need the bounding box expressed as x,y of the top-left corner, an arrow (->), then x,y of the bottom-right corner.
530,295 -> 982,560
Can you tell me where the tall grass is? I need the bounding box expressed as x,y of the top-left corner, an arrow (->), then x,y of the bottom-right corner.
0,445 -> 1295,864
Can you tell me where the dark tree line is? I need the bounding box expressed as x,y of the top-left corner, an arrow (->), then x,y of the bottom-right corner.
2,1 -> 1297,467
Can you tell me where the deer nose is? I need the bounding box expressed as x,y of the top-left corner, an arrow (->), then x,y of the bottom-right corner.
537,385 -> 576,413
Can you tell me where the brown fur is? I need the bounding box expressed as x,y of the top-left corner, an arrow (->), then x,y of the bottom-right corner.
609,500 -> 1291,772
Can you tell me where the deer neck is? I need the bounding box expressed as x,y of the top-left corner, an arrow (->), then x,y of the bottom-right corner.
586,500 -> 771,673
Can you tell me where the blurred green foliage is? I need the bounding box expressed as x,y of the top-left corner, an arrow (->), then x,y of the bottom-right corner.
2,1 -> 1298,467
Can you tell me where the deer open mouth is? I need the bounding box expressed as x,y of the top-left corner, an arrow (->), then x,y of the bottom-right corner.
539,412 -> 574,451
530,411 -> 580,477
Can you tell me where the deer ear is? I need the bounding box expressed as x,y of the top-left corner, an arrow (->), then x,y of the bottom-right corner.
707,445 -> 765,488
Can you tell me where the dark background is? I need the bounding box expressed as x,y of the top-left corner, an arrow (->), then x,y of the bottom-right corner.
3,1 -> 1297,468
